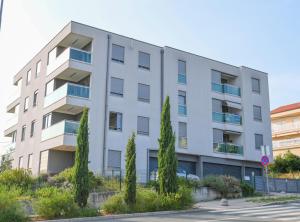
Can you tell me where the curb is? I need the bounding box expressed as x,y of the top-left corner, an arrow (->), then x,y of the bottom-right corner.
261,199 -> 300,206
40,208 -> 204,222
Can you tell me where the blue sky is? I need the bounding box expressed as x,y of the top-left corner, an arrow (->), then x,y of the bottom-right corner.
0,0 -> 299,148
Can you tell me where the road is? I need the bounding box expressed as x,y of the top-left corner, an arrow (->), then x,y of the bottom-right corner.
94,202 -> 300,222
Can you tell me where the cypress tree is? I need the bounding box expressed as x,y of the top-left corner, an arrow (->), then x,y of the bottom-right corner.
74,107 -> 89,208
158,96 -> 178,194
124,133 -> 136,206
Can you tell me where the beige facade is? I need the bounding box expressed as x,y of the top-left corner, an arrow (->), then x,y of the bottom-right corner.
271,103 -> 300,157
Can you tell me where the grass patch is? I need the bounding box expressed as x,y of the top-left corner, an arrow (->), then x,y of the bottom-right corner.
247,195 -> 300,204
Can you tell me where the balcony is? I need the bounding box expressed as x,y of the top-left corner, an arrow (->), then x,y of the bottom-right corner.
44,83 -> 89,109
213,143 -> 243,155
47,47 -> 92,76
3,142 -> 16,151
178,105 -> 187,116
273,138 -> 300,149
179,137 -> 187,148
272,121 -> 300,137
212,112 -> 241,125
41,120 -> 79,142
178,74 -> 187,84
212,82 -> 241,97
4,115 -> 18,137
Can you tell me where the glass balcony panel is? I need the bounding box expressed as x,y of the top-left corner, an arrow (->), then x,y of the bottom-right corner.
211,82 -> 241,97
212,112 -> 224,122
213,143 -> 243,155
41,120 -> 79,141
67,83 -> 90,98
212,112 -> 241,125
178,74 -> 187,84
178,105 -> 187,116
211,82 -> 223,93
70,48 -> 91,63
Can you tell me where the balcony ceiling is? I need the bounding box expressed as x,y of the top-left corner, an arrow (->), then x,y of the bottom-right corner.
59,33 -> 92,49
55,104 -> 85,115
56,67 -> 91,82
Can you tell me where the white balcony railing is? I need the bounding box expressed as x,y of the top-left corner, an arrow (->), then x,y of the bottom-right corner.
272,121 -> 300,134
41,120 -> 79,142
273,138 -> 300,149
5,115 -> 18,129
47,47 -> 92,75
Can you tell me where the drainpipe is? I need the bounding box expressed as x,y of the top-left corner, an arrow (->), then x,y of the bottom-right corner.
160,49 -> 164,110
102,34 -> 111,175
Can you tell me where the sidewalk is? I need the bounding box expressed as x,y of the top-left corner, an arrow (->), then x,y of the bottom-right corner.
194,198 -> 262,210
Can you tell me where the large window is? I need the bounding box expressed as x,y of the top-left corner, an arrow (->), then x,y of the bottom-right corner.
252,78 -> 260,93
109,112 -> 122,131
138,83 -> 150,102
33,90 -> 38,107
137,116 -> 149,135
107,150 -> 121,169
39,150 -> 48,173
28,154 -> 33,170
138,51 -> 150,70
253,105 -> 262,121
111,44 -> 125,63
21,125 -> 26,141
42,113 -> 52,129
18,156 -> 24,169
24,97 -> 29,112
45,80 -> 54,96
110,77 -> 124,96
47,48 -> 56,65
255,134 -> 264,150
178,91 -> 187,115
26,69 -> 31,85
36,60 -> 41,77
178,122 -> 187,148
178,60 -> 186,84
30,120 -> 36,137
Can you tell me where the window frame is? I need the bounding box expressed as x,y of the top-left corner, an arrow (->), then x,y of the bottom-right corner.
137,116 -> 150,136
36,60 -> 41,77
255,133 -> 264,150
111,44 -> 125,63
138,83 -> 150,103
21,125 -> 26,141
26,69 -> 32,85
251,78 -> 261,94
24,97 -> 29,112
109,112 -> 123,131
110,77 -> 124,97
253,105 -> 262,121
33,90 -> 38,107
138,51 -> 150,70
30,120 -> 36,137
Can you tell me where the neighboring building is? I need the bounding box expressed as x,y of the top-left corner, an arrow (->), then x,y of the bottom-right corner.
271,103 -> 300,157
3,21 -> 272,181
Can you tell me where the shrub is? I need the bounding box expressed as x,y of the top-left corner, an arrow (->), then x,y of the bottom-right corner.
240,181 -> 255,197
33,187 -> 78,219
0,169 -> 34,192
0,186 -> 28,222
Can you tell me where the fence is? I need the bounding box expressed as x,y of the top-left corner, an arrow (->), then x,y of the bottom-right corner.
254,176 -> 300,193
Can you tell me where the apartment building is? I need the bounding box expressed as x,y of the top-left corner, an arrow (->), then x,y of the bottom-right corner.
271,103 -> 300,157
3,21 -> 272,181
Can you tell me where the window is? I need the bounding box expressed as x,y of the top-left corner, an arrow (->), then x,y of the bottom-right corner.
255,134 -> 263,150
33,90 -> 38,107
28,154 -> 33,170
110,77 -> 124,96
45,80 -> 54,96
137,116 -> 149,135
111,44 -> 124,63
18,156 -> 24,169
107,150 -> 121,169
138,51 -> 150,70
47,48 -> 56,65
42,113 -> 52,129
253,105 -> 262,121
24,97 -> 29,112
178,91 -> 187,115
178,60 -> 186,84
252,78 -> 260,93
12,131 -> 17,143
36,60 -> 41,77
21,125 -> 26,141
109,112 -> 122,131
30,120 -> 36,137
39,150 -> 48,173
26,69 -> 31,84
138,83 -> 150,102
178,122 -> 187,148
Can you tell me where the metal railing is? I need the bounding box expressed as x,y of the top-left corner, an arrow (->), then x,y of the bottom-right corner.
213,142 -> 243,155
211,82 -> 241,97
212,112 -> 241,125
272,121 -> 300,134
273,138 -> 300,149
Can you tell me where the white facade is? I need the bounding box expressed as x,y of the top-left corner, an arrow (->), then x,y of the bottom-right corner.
3,21 -> 272,181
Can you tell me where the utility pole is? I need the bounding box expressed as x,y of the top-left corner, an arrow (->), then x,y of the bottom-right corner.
0,0 -> 4,30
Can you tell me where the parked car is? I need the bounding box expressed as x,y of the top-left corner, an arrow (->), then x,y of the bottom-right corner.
149,168 -> 200,181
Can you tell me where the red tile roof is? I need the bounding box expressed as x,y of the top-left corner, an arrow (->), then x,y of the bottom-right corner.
272,102 -> 300,114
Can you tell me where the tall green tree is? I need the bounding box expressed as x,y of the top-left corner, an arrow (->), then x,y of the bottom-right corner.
74,107 -> 89,208
124,133 -> 136,206
158,96 -> 178,194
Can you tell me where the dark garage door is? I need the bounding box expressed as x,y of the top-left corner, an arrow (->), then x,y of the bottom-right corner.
245,167 -> 262,180
203,162 -> 242,179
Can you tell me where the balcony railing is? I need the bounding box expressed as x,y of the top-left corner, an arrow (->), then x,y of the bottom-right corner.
273,138 -> 300,149
4,142 -> 16,151
178,105 -> 187,116
44,83 -> 90,107
272,121 -> 300,135
212,112 -> 241,125
212,82 -> 241,97
47,47 -> 92,75
41,120 -> 79,141
213,143 -> 243,155
179,137 -> 188,148
178,74 -> 187,84
6,115 -> 18,129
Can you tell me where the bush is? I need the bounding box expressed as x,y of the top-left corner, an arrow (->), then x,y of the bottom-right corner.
0,169 -> 34,192
200,175 -> 241,198
0,186 -> 28,222
240,181 -> 255,197
101,186 -> 192,214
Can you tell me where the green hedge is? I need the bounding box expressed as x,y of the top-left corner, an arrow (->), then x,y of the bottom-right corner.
0,169 -> 34,193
